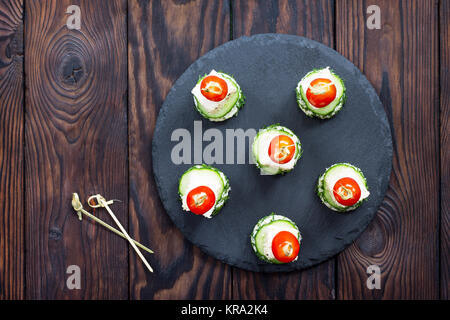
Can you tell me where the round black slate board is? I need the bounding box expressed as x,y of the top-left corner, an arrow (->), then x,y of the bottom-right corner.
152,34 -> 392,272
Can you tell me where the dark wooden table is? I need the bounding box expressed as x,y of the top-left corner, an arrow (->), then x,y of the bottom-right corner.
0,0 -> 447,300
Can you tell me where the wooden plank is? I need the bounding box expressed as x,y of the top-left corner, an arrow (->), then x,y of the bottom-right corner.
127,0 -> 232,299
0,0 -> 24,300
25,0 -> 128,299
335,0 -> 440,299
440,0 -> 450,300
232,0 -> 335,299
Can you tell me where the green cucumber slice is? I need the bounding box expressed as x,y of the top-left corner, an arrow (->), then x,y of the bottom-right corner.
296,67 -> 346,119
178,164 -> 230,217
250,213 -> 301,264
193,72 -> 245,121
316,163 -> 369,212
252,124 -> 302,175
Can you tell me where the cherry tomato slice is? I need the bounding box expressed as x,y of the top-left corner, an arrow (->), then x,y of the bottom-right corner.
187,186 -> 216,215
333,177 -> 361,206
200,75 -> 228,102
268,135 -> 296,164
306,78 -> 337,108
272,231 -> 300,263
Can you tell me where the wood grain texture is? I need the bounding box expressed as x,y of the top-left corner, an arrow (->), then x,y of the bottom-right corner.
0,0 -> 23,300
0,0 -> 442,300
335,0 -> 440,299
440,0 -> 450,300
127,0 -> 232,299
25,0 -> 128,299
232,0 -> 335,300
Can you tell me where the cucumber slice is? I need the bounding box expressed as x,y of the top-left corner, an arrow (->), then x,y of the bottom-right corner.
250,213 -> 301,264
252,124 -> 302,175
178,164 -> 230,217
193,72 -> 245,121
316,163 -> 369,212
296,67 -> 346,119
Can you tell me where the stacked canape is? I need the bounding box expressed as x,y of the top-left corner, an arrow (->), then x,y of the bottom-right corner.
252,124 -> 302,175
317,163 -> 370,212
178,165 -> 230,218
251,213 -> 302,264
296,67 -> 346,119
191,70 -> 245,122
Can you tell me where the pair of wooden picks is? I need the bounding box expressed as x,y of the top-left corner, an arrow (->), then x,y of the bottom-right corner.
71,193 -> 154,273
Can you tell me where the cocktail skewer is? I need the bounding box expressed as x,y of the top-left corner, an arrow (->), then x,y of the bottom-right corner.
71,193 -> 154,254
87,194 -> 154,273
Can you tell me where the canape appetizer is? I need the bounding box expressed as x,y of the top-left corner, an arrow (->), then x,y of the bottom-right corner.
317,163 -> 370,212
296,67 -> 346,119
251,213 -> 302,264
178,165 -> 230,218
191,70 -> 245,121
252,124 -> 302,175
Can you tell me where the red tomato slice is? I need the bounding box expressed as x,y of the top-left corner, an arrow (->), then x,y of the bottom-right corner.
333,177 -> 361,206
306,78 -> 337,108
187,186 -> 216,215
268,135 -> 296,164
272,231 -> 300,263
200,75 -> 228,102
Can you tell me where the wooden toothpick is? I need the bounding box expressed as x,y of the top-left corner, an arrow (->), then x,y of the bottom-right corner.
87,194 -> 154,273
71,193 -> 154,254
